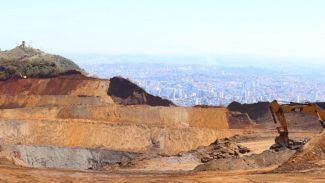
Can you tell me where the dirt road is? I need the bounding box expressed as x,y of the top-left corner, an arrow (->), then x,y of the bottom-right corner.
0,166 -> 324,183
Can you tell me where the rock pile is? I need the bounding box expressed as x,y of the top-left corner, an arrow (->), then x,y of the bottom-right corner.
270,138 -> 309,151
188,138 -> 251,163
275,130 -> 325,172
195,148 -> 296,172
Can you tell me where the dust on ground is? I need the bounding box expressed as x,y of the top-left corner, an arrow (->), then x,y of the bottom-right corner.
276,130 -> 325,172
1,130 -> 324,182
0,165 -> 324,183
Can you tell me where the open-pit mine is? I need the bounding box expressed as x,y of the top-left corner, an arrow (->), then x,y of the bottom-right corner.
0,45 -> 324,182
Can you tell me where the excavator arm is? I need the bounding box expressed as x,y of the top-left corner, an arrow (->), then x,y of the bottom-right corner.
270,100 -> 325,148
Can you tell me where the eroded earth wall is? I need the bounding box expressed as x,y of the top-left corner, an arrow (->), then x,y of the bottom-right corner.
0,105 -> 229,129
0,76 -> 234,155
0,119 -> 243,154
0,75 -> 113,102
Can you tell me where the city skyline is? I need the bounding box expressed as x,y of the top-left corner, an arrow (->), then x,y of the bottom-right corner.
81,62 -> 325,106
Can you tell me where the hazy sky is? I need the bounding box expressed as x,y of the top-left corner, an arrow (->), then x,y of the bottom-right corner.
1,0 -> 325,59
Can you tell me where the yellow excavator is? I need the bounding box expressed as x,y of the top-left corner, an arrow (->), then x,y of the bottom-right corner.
269,100 -> 325,148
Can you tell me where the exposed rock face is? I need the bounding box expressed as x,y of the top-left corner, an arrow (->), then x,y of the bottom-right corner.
0,74 -> 109,96
0,75 -> 231,155
4,120 -> 235,156
108,76 -> 174,106
0,45 -> 238,171
0,95 -> 106,109
0,105 -> 229,129
0,145 -> 141,170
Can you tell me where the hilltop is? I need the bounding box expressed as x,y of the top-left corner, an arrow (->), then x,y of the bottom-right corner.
0,42 -> 83,80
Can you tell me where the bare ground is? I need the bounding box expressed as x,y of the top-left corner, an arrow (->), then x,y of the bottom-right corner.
1,130 -> 324,182
0,166 -> 324,183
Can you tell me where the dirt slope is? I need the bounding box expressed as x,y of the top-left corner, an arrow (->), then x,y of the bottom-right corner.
0,75 -> 113,103
227,101 -> 271,122
276,130 -> 325,171
108,76 -> 174,106
228,112 -> 256,129
0,74 -> 176,107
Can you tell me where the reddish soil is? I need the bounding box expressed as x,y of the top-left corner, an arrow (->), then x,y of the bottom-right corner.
0,74 -> 102,95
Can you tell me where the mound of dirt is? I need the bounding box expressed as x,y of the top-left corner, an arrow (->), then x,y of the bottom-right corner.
195,148 -> 295,171
228,111 -> 256,129
188,137 -> 251,163
227,101 -> 271,122
0,42 -> 84,80
108,76 -> 175,106
192,136 -> 297,171
105,137 -> 252,171
275,130 -> 325,172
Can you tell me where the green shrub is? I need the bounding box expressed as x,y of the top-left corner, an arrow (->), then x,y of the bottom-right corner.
0,46 -> 83,80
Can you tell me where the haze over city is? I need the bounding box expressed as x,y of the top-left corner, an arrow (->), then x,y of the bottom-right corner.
2,1 -> 325,105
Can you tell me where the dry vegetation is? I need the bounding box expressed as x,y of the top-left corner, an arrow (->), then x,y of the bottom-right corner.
0,45 -> 83,80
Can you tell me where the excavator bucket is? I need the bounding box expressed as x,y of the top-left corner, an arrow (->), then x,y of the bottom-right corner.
275,131 -> 290,147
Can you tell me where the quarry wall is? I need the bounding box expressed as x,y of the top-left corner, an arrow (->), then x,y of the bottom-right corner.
0,103 -> 230,154
0,76 -> 234,155
0,95 -> 106,108
0,119 -> 246,154
0,76 -> 113,103
1,144 -> 141,170
0,105 -> 229,129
